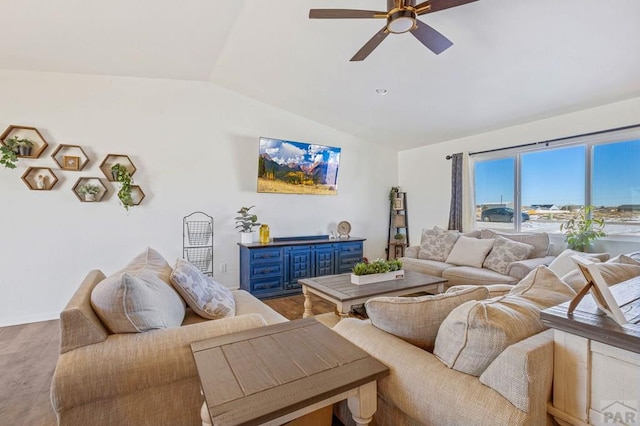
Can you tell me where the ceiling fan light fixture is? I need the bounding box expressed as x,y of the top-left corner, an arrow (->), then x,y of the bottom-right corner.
387,9 -> 416,34
375,88 -> 388,95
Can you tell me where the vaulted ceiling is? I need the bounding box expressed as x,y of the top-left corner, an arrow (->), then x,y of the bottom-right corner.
2,0 -> 640,150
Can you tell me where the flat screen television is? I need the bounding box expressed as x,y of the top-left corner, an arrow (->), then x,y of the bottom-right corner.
257,137 -> 341,195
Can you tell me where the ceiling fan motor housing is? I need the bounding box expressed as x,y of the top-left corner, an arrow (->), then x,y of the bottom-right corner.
387,8 -> 417,34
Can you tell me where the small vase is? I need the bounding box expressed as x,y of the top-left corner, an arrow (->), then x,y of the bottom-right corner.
84,193 -> 96,202
18,146 -> 32,156
240,232 -> 254,244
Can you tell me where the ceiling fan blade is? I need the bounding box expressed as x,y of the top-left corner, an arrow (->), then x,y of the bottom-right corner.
350,27 -> 389,61
410,20 -> 453,54
309,9 -> 386,19
415,0 -> 478,15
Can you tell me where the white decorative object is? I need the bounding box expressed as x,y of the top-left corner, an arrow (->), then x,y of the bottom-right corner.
351,270 -> 405,285
85,193 -> 96,202
240,232 -> 254,244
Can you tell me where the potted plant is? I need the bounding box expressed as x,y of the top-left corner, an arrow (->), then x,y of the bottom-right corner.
0,139 -> 19,169
394,233 -> 405,242
111,164 -> 134,211
389,186 -> 401,205
14,137 -> 35,156
560,206 -> 606,252
77,183 -> 100,201
235,206 -> 261,244
351,258 -> 404,285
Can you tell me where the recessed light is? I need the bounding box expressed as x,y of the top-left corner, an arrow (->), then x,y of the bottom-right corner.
375,88 -> 388,95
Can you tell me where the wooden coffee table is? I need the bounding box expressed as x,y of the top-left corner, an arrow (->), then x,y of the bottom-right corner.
191,318 -> 389,426
300,270 -> 447,319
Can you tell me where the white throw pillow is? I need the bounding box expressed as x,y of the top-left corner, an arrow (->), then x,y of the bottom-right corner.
170,259 -> 235,320
91,248 -> 186,333
547,249 -> 609,277
482,235 -> 534,275
445,236 -> 495,268
508,266 -> 576,310
365,286 -> 489,352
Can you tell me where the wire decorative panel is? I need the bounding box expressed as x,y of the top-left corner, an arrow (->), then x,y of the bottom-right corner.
185,247 -> 212,272
186,221 -> 212,245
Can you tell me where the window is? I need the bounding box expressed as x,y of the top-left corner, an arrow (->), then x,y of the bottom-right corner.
473,129 -> 640,237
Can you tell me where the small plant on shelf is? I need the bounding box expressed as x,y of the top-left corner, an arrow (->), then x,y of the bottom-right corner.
0,141 -> 18,169
111,163 -> 134,210
77,183 -> 100,201
12,137 -> 35,156
394,233 -> 405,241
560,206 -> 606,252
234,206 -> 261,233
352,258 -> 403,276
389,186 -> 401,204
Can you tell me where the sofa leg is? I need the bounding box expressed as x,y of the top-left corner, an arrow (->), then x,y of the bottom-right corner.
348,381 -> 377,426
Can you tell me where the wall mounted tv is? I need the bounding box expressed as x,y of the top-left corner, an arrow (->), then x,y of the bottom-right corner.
258,137 -> 341,195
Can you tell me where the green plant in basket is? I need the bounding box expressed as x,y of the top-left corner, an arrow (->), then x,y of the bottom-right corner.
352,258 -> 402,276
560,206 -> 606,252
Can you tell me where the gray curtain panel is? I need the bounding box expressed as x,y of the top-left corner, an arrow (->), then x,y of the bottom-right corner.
448,153 -> 463,231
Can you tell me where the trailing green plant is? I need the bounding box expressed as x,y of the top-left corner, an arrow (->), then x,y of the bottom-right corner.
235,206 -> 261,233
77,183 -> 100,195
352,258 -> 403,276
389,186 -> 401,204
0,143 -> 18,169
111,163 -> 134,211
560,206 -> 606,252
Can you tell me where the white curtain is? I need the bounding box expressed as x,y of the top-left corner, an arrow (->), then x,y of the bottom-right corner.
461,152 -> 476,232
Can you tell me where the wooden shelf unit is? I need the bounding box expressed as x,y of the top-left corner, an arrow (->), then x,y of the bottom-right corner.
51,144 -> 90,171
0,125 -> 49,159
99,154 -> 137,182
21,167 -> 59,190
72,177 -> 108,202
387,192 -> 409,260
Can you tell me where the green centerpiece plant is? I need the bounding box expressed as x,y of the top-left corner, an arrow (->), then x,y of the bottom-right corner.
352,258 -> 403,276
560,206 -> 606,252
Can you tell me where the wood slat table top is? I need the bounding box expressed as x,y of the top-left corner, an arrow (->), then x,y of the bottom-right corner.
298,270 -> 447,302
191,318 -> 389,426
541,276 -> 640,354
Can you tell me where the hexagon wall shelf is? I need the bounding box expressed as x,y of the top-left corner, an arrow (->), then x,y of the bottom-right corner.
51,144 -> 90,171
72,177 -> 108,202
130,185 -> 145,206
21,167 -> 59,190
99,154 -> 137,182
0,125 -> 49,159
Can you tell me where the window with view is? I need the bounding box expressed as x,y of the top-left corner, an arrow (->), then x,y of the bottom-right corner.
473,131 -> 640,237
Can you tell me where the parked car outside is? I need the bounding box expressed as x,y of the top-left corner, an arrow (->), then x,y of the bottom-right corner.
481,207 -> 530,223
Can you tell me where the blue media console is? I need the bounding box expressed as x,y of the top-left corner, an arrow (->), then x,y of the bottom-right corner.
239,235 -> 365,299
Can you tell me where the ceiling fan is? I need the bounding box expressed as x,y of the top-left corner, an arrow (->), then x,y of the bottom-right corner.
309,0 -> 478,61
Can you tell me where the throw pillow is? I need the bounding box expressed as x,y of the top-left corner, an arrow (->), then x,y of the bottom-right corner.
170,259 -> 235,319
508,266 -> 576,309
547,249 -> 609,278
606,254 -> 640,266
480,229 -> 550,259
433,295 -> 544,377
445,236 -> 495,268
482,235 -> 534,275
365,286 -> 489,352
91,248 -> 186,333
561,263 -> 640,292
418,232 -> 460,262
434,265 -> 576,376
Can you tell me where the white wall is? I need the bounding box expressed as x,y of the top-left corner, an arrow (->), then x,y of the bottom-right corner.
399,96 -> 640,250
0,70 -> 398,326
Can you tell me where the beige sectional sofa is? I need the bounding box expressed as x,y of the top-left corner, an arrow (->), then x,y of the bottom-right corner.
51,254 -> 287,425
401,228 -> 556,286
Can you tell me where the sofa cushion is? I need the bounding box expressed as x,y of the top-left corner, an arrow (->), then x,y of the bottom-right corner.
365,286 -> 489,352
483,235 -> 534,275
561,262 -> 640,292
480,230 -> 549,259
606,254 -> 640,266
442,266 -> 519,286
445,236 -> 495,268
91,248 -> 186,333
547,249 -> 609,277
170,259 -> 235,320
418,232 -> 460,262
434,266 -> 575,376
400,257 -> 454,277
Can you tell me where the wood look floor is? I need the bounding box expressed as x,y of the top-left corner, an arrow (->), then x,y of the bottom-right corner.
0,294 -> 336,426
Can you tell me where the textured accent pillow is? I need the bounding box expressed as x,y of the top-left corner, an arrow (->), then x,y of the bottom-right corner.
480,230 -> 550,259
365,286 -> 489,352
482,236 -> 534,275
445,236 -> 495,268
434,265 -> 576,376
418,232 -> 460,262
561,263 -> 640,292
547,249 -> 609,277
170,259 -> 235,320
606,254 -> 640,266
508,266 -> 576,310
91,248 -> 186,333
